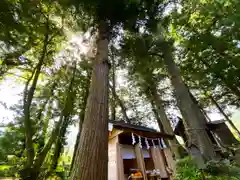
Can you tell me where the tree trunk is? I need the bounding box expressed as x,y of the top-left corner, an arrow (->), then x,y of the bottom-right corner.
149,99 -> 164,132
149,85 -> 184,159
43,99 -> 53,143
209,95 -> 240,137
70,74 -> 91,174
22,67 -> 37,172
22,21 -> 50,172
29,63 -> 76,179
187,90 -> 211,122
46,115 -> 70,178
110,47 -> 116,121
109,84 -> 131,123
187,90 -> 227,150
186,85 -> 210,127
37,82 -> 58,152
33,111 -> 65,178
69,21 -> 109,180
162,42 -> 216,161
150,86 -> 173,135
36,81 -> 57,123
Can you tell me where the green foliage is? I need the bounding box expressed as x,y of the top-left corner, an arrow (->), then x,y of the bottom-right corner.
59,0 -> 166,37
175,157 -> 240,180
206,161 -> 240,178
172,0 -> 240,107
0,0 -> 65,79
0,165 -> 14,178
0,123 -> 25,162
1,0 -> 240,178
175,157 -> 202,180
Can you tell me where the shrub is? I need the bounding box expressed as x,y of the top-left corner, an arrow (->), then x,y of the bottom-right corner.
174,157 -> 240,180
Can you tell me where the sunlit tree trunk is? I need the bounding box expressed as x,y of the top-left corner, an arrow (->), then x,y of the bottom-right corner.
109,84 -> 130,123
149,99 -> 164,132
186,89 -> 211,122
162,42 -> 216,161
32,63 -> 77,179
189,92 -> 227,150
70,21 -> 110,180
45,115 -> 70,178
70,74 -> 91,173
110,47 -> 116,121
23,33 -> 49,168
20,21 -> 50,179
148,85 -> 184,158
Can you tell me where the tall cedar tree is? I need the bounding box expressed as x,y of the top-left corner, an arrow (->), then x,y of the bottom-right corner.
121,34 -> 185,158
161,41 -> 216,160
63,0 -> 166,179
122,32 -> 216,160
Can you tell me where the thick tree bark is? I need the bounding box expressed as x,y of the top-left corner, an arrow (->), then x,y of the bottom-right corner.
162,42 -> 216,161
187,91 -> 227,150
150,86 -> 173,135
70,130 -> 80,175
70,21 -> 109,180
110,47 -> 116,121
187,90 -> 211,122
109,84 -> 131,123
196,99 -> 227,150
70,74 -> 91,174
149,85 -> 184,158
149,99 -> 164,132
186,86 -> 211,127
209,95 -> 240,137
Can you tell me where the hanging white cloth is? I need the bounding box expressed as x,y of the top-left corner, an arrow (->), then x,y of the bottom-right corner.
145,138 -> 150,149
138,136 -> 142,148
131,133 -> 136,145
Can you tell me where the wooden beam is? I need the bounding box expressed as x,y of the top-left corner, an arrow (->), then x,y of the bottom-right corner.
150,147 -> 168,178
163,148 -> 176,177
117,143 -> 125,180
123,129 -> 174,139
134,145 -> 147,180
108,136 -> 118,180
109,129 -> 123,140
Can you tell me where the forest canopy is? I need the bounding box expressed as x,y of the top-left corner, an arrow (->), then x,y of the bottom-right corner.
0,0 -> 240,179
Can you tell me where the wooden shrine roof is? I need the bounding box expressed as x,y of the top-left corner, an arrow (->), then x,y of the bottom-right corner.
109,120 -> 174,139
